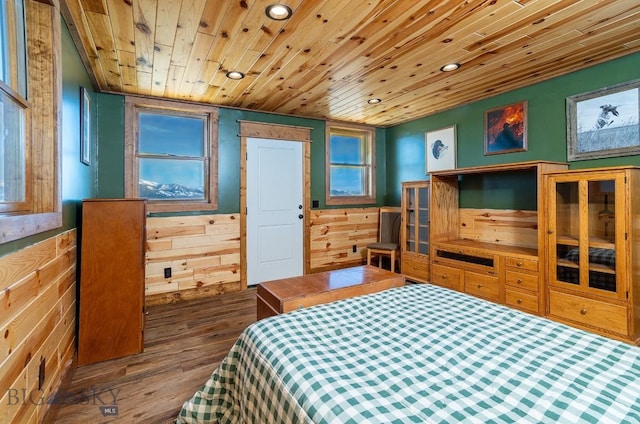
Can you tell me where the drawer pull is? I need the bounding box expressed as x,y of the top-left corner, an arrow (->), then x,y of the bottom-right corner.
517,299 -> 523,304
516,262 -> 523,267
477,284 -> 482,288
441,274 -> 447,279
517,279 -> 523,284
580,308 -> 587,315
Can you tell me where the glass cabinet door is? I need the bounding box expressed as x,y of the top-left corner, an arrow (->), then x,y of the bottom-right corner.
402,182 -> 429,255
405,187 -> 416,253
551,176 -> 621,298
417,186 -> 429,254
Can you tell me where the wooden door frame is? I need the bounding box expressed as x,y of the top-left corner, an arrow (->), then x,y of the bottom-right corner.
239,121 -> 312,290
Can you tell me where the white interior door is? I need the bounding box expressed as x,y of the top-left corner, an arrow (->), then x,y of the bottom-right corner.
247,138 -> 303,285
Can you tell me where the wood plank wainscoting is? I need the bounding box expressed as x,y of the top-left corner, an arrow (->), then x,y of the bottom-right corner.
309,208 -> 379,272
0,230 -> 77,423
145,208 -> 379,306
145,214 -> 242,306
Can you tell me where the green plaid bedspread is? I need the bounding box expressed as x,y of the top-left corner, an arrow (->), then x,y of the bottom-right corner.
177,284 -> 640,423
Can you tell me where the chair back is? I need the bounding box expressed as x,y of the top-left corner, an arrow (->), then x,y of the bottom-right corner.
379,207 -> 401,244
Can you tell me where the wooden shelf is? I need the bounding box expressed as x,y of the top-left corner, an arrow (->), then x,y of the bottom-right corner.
429,160 -> 566,176
556,236 -> 615,250
435,238 -> 537,259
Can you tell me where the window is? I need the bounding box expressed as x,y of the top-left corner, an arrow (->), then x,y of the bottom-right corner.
0,0 -> 29,214
125,97 -> 218,213
325,122 -> 376,205
1,0 -> 62,245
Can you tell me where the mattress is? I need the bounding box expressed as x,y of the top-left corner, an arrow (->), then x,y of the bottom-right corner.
177,284 -> 640,423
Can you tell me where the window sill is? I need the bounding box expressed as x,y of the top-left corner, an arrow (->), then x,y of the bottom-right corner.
325,196 -> 376,206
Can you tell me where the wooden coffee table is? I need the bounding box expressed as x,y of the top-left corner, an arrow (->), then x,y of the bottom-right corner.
256,265 -> 405,319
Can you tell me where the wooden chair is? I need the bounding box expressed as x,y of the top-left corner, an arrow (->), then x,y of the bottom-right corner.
366,207 -> 402,272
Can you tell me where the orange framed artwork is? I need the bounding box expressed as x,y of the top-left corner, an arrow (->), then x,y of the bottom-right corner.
484,101 -> 527,155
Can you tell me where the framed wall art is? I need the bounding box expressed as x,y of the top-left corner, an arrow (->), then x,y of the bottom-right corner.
566,79 -> 640,161
80,86 -> 91,165
425,125 -> 456,173
484,101 -> 527,155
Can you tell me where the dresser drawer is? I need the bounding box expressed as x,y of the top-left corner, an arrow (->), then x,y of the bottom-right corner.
402,256 -> 429,281
505,288 -> 539,314
464,271 -> 499,302
549,290 -> 628,336
505,270 -> 539,292
505,256 -> 538,272
431,264 -> 461,291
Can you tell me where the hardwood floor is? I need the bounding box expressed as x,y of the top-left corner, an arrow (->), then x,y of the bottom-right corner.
53,288 -> 257,424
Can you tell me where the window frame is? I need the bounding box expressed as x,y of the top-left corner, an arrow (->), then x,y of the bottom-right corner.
0,80 -> 31,214
0,0 -> 62,245
125,96 -> 219,213
325,121 -> 376,206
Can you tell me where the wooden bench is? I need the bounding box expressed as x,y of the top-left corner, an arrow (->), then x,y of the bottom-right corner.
256,265 -> 405,320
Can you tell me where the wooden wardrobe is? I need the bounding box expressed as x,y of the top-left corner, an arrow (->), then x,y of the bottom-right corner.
78,199 -> 146,365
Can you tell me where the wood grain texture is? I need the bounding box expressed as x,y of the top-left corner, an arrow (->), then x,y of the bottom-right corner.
257,265 -> 404,319
309,207 -> 379,271
53,288 -> 257,424
0,230 -> 76,423
144,213 -> 242,306
60,1 -> 640,126
145,207 -> 374,305
458,208 -> 538,249
78,199 -> 146,366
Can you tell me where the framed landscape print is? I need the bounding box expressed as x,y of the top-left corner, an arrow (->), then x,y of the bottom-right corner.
566,79 -> 640,161
80,86 -> 91,165
425,125 -> 456,173
484,101 -> 527,155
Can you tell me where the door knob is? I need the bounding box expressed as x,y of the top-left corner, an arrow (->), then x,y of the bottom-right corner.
298,205 -> 303,209
298,214 -> 304,219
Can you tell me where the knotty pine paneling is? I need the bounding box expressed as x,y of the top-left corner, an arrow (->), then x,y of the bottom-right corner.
0,230 -> 77,423
458,208 -> 539,249
61,1 -> 640,126
145,214 -> 242,306
145,208 -> 380,305
309,208 -> 379,272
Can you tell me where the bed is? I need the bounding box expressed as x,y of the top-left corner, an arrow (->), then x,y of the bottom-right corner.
177,284 -> 640,423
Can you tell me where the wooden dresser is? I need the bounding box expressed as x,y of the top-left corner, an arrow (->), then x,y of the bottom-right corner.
78,199 -> 146,365
429,161 -> 568,315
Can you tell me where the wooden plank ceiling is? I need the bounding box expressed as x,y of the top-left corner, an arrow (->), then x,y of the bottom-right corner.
61,0 -> 640,127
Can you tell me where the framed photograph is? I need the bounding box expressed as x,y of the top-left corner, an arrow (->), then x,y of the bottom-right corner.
567,79 -> 640,161
484,101 -> 527,155
80,86 -> 91,165
425,125 -> 456,173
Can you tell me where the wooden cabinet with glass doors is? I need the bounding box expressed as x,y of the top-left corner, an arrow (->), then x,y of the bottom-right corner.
546,167 -> 640,343
401,181 -> 430,282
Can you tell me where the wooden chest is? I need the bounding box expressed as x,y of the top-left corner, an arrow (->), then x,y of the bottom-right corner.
256,265 -> 405,319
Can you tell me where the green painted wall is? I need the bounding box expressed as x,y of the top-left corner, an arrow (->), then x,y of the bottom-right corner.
385,52 -> 640,206
94,100 -> 388,213
0,18 -> 96,257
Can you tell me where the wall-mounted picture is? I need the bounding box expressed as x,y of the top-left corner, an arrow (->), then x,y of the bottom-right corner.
566,79 -> 640,161
425,125 -> 456,173
80,87 -> 91,165
484,101 -> 527,155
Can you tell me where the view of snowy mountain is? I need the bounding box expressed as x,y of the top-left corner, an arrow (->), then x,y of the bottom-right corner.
139,179 -> 204,200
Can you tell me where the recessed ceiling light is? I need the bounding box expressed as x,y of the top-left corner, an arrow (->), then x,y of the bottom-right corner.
226,71 -> 245,80
440,63 -> 461,72
266,4 -> 293,20
367,98 -> 382,104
